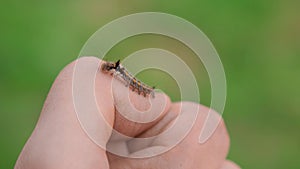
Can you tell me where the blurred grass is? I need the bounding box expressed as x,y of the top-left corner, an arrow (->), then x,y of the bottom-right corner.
0,0 -> 300,168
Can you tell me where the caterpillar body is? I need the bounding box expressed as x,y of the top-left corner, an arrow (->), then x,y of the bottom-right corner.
101,60 -> 155,98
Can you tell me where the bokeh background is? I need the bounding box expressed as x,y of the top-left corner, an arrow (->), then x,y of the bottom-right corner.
1,0 -> 299,168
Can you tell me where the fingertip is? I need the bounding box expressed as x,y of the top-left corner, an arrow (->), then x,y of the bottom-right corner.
153,92 -> 172,115
111,88 -> 172,137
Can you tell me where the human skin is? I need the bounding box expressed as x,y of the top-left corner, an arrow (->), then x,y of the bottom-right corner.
15,57 -> 240,169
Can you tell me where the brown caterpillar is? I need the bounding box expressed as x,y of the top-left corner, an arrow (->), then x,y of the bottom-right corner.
101,60 -> 155,98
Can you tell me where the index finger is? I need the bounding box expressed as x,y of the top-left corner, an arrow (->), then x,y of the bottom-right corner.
97,59 -> 171,138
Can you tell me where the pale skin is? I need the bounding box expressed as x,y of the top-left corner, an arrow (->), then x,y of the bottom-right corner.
15,57 -> 240,169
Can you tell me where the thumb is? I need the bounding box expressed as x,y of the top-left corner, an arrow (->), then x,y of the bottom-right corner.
15,57 -> 114,169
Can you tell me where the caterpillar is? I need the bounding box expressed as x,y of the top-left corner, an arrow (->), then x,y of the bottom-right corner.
101,60 -> 155,98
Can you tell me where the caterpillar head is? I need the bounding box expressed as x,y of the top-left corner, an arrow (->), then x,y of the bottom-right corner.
101,60 -> 120,73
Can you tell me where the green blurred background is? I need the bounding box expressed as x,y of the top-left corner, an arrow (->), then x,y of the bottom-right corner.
1,0 -> 299,168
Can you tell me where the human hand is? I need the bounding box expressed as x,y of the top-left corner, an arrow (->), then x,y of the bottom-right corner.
15,57 -> 240,169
